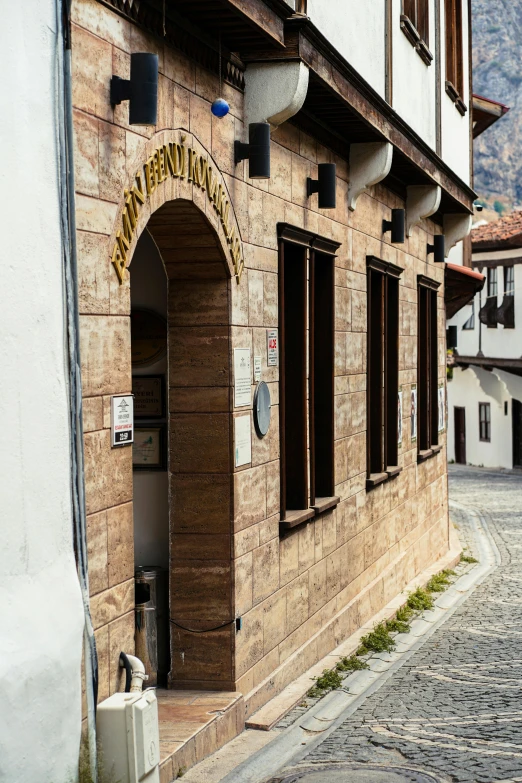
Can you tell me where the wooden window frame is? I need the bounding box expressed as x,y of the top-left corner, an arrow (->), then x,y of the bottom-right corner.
278,224 -> 340,531
401,0 -> 433,65
479,402 -> 491,442
444,0 -> 467,115
366,256 -> 404,490
417,275 -> 441,462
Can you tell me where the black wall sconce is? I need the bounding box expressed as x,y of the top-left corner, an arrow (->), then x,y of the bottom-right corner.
234,122 -> 271,179
307,163 -> 336,209
446,325 -> 458,350
427,234 -> 445,263
382,209 -> 405,243
111,53 -> 159,126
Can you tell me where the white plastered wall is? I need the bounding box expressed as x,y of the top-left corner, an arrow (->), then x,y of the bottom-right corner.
307,0 -> 386,97
0,2 -> 84,781
447,367 -> 512,468
392,0 -> 437,149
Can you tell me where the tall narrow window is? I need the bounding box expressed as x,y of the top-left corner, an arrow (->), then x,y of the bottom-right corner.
445,0 -> 466,113
498,265 -> 515,328
279,226 -> 340,529
479,403 -> 491,442
479,267 -> 498,329
367,257 -> 403,488
463,299 -> 475,330
401,0 -> 432,63
417,275 -> 440,460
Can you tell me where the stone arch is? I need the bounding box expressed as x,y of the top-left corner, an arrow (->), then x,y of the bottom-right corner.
112,131 -> 239,689
107,129 -> 244,304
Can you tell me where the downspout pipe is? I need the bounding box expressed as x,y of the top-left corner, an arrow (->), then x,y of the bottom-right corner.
57,1 -> 98,779
120,652 -> 149,693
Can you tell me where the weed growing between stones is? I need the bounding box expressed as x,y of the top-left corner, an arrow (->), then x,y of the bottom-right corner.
335,655 -> 369,673
308,668 -> 344,698
307,563 -> 470,699
407,587 -> 434,611
460,551 -> 478,564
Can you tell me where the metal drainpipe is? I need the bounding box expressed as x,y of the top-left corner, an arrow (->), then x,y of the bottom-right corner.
57,1 -> 99,779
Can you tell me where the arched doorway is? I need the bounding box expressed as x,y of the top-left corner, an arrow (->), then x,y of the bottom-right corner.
130,199 -> 234,689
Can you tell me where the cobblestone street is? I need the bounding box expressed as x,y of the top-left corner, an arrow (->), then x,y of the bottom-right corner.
291,466 -> 522,782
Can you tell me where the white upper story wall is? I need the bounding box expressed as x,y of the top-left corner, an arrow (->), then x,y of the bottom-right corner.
305,0 -> 471,185
449,250 -> 522,359
306,0 -> 387,96
0,2 -> 84,781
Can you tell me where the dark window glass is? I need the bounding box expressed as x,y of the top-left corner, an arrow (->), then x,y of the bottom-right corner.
418,278 -> 439,456
479,402 -> 491,442
367,258 -> 402,484
403,0 -> 429,43
279,233 -> 336,522
505,266 -> 514,296
445,0 -> 464,96
487,267 -> 498,298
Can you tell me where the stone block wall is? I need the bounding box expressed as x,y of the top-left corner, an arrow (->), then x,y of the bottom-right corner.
71,0 -> 449,706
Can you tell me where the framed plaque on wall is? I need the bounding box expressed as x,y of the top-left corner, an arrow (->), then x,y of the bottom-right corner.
132,375 -> 165,419
133,425 -> 167,471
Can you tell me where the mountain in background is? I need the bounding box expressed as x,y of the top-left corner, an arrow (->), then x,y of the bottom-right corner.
473,0 -> 522,207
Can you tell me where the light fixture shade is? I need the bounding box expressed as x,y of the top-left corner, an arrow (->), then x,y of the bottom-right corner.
129,53 -> 158,126
317,163 -> 336,209
247,122 -> 271,179
382,209 -> 405,243
427,234 -> 445,263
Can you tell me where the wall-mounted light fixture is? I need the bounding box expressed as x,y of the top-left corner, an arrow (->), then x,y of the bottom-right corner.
306,163 -> 336,209
446,325 -> 457,350
111,53 -> 159,126
234,122 -> 271,179
382,209 -> 405,243
427,234 -> 445,263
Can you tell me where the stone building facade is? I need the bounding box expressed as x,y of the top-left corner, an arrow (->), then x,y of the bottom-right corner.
70,0 -> 476,764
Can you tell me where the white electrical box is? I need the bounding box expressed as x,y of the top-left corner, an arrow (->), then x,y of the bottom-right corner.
97,690 -> 160,783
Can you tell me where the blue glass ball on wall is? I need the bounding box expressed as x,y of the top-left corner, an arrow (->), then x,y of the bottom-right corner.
211,98 -> 230,118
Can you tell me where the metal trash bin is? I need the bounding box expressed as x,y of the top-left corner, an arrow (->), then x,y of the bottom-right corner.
135,566 -> 168,687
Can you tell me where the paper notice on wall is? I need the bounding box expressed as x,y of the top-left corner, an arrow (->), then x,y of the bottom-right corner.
438,383 -> 445,433
235,414 -> 252,467
254,355 -> 262,383
398,388 -> 403,447
411,384 -> 418,442
234,348 -> 251,407
267,329 -> 278,366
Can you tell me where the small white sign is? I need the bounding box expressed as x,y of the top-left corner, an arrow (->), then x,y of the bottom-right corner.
254,356 -> 262,383
411,384 -> 418,442
235,414 -> 252,467
398,389 -> 403,447
438,384 -> 445,433
111,395 -> 134,447
234,348 -> 251,407
267,329 -> 278,367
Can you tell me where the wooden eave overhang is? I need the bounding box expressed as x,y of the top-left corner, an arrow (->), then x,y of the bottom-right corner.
97,1 -> 475,216
445,263 -> 485,319
452,354 -> 522,379
244,15 -> 476,218
472,93 -> 510,139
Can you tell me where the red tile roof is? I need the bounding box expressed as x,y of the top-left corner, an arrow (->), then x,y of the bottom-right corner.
472,211 -> 522,250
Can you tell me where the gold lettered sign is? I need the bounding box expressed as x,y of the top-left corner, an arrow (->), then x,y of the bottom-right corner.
111,134 -> 244,285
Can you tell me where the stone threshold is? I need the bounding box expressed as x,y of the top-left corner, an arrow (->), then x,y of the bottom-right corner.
157,689 -> 244,782
246,525 -> 461,732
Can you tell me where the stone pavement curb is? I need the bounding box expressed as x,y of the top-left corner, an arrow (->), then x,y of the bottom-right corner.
220,501 -> 500,783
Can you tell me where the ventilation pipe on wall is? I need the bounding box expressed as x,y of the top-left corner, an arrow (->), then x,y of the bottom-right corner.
119,652 -> 148,693
59,1 -> 99,779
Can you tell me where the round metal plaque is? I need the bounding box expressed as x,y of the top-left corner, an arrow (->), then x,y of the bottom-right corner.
253,381 -> 271,437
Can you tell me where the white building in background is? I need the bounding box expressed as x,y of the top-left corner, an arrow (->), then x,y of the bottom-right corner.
448,212 -> 522,469
0,2 -> 85,781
